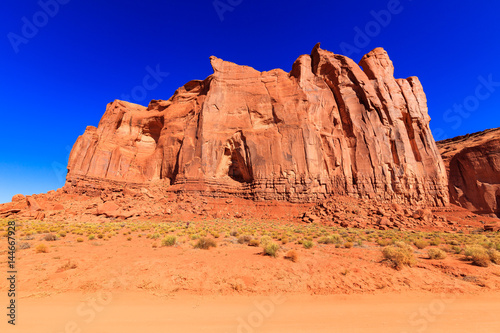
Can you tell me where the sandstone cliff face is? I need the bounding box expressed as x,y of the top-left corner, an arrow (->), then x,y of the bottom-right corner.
438,128 -> 500,217
65,44 -> 448,205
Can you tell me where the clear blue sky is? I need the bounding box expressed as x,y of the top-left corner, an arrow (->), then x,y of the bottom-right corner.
1,0 -> 499,203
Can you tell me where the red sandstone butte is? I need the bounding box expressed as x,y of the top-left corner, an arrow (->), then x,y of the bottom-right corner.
438,128 -> 500,217
64,44 -> 448,205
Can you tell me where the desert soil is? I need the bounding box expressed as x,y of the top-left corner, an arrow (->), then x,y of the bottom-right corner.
1,292 -> 500,333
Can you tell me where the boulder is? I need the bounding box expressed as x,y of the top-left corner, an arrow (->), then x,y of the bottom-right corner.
26,196 -> 42,212
12,194 -> 25,202
96,201 -> 120,217
52,204 -> 65,210
412,209 -> 433,221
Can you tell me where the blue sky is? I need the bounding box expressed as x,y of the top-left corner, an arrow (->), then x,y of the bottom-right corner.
1,0 -> 500,203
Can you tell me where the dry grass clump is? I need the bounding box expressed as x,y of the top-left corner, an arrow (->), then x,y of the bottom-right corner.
376,238 -> 393,247
414,239 -> 429,249
344,242 -> 353,249
427,248 -> 447,260
194,237 -> 217,250
382,242 -> 416,270
161,235 -> 177,247
248,239 -> 260,247
18,242 -> 31,250
57,260 -> 78,272
303,239 -> 314,249
260,235 -> 272,247
430,237 -> 442,246
76,237 -> 84,243
35,243 -> 48,253
488,249 -> 500,264
284,250 -> 298,262
263,241 -> 280,258
238,235 -> 252,244
464,245 -> 490,267
43,233 -> 57,241
318,234 -> 343,245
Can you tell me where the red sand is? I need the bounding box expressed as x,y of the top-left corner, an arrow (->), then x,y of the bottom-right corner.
1,292 -> 500,333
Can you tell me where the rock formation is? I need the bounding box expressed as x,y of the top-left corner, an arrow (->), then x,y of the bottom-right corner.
65,44 -> 448,205
438,128 -> 500,217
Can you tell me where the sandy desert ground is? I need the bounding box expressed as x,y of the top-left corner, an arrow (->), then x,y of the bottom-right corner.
2,209 -> 500,332
1,292 -> 500,332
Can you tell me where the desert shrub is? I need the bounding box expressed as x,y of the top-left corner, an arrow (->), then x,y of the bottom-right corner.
303,239 -> 314,249
211,232 -> 220,238
76,238 -> 84,243
382,242 -> 416,270
58,260 -> 77,272
88,234 -> 95,240
317,236 -> 332,244
281,237 -> 289,245
414,239 -> 429,249
97,234 -> 104,239
430,238 -> 442,246
58,231 -> 67,238
194,237 -> 217,250
151,233 -> 161,240
230,229 -> 239,237
284,250 -> 298,262
248,239 -> 260,247
464,245 -> 490,267
18,242 -> 30,250
377,238 -> 392,247
43,233 -> 57,241
451,245 -> 463,254
344,242 -> 353,249
161,235 -> 177,247
428,248 -> 447,260
318,234 -> 343,245
488,249 -> 500,265
264,241 -> 280,257
127,237 -> 132,241
35,243 -> 48,253
238,235 -> 252,244
260,235 -> 272,247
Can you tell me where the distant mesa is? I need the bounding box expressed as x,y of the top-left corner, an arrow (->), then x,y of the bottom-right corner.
63,44 -> 449,206
438,128 -> 500,217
